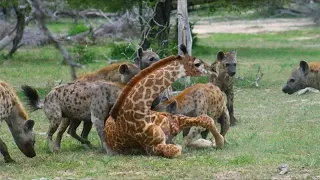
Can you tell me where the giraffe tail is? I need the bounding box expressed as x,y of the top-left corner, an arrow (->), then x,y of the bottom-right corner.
21,85 -> 43,112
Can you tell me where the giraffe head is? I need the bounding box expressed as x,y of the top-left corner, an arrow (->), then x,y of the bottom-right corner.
177,44 -> 212,77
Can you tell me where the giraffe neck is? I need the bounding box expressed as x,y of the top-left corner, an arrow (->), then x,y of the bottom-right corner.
113,58 -> 187,121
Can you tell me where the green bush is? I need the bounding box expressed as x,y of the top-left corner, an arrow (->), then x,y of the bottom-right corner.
109,42 -> 136,60
68,23 -> 89,36
70,44 -> 96,64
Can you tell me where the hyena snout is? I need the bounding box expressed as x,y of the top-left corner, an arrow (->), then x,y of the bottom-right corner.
282,85 -> 293,94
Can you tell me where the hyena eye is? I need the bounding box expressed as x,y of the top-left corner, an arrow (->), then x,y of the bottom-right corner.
194,63 -> 201,67
226,63 -> 230,67
149,57 -> 155,61
289,79 -> 295,83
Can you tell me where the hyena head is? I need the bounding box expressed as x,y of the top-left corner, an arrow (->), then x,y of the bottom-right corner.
118,63 -> 140,84
134,48 -> 160,70
215,50 -> 237,77
282,60 -> 309,95
153,98 -> 179,114
12,119 -> 36,158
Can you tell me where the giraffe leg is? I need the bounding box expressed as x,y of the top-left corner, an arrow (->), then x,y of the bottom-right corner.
183,127 -> 213,148
175,114 -> 224,149
145,143 -> 182,158
0,138 -> 15,163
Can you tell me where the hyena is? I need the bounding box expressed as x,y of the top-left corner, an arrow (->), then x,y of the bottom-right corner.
22,81 -> 123,152
209,50 -> 237,126
76,62 -> 140,84
134,48 -> 160,70
0,81 -> 36,163
282,60 -> 320,95
69,62 -> 140,140
153,83 -> 230,148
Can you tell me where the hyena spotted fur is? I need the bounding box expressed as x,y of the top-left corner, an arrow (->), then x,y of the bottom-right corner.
0,81 -> 36,163
209,50 -> 237,126
69,62 -> 140,141
22,81 -> 124,152
282,60 -> 320,95
154,83 -> 230,148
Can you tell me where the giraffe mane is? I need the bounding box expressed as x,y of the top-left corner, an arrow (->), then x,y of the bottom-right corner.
110,55 -> 181,119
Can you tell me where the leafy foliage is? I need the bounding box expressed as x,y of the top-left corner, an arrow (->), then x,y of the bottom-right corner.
109,42 -> 136,60
70,44 -> 96,64
67,23 -> 89,36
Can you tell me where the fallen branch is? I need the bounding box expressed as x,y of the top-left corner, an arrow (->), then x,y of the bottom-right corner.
28,0 -> 83,80
254,66 -> 264,87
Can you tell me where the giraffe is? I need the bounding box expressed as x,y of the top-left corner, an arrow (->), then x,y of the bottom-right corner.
104,45 -> 224,158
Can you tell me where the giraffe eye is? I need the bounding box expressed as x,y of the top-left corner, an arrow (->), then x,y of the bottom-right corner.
194,63 -> 201,67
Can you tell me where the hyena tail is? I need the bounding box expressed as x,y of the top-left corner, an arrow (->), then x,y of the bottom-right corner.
21,85 -> 43,112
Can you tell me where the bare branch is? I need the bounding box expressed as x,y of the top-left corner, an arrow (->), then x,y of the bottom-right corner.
27,0 -> 83,80
254,66 -> 264,87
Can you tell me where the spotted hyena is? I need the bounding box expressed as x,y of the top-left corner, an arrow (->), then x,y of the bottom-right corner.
282,60 -> 320,95
22,81 -> 123,152
68,62 -> 140,140
153,83 -> 230,148
134,48 -> 160,70
0,81 -> 36,163
209,50 -> 237,126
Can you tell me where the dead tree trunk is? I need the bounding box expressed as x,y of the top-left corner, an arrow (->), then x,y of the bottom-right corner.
140,0 -> 172,54
177,0 -> 192,86
6,6 -> 26,58
28,0 -> 82,80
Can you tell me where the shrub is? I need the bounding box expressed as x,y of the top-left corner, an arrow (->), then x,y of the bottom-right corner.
109,42 -> 136,60
68,23 -> 89,36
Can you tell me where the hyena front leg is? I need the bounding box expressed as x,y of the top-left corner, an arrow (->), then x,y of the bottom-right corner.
0,138 -> 14,163
91,106 -> 110,152
226,88 -> 237,126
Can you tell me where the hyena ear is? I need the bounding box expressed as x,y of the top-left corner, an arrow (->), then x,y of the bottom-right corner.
179,44 -> 188,55
138,47 -> 143,58
119,64 -> 130,74
166,100 -> 178,114
231,50 -> 237,55
299,60 -> 310,75
24,120 -> 35,131
217,51 -> 225,61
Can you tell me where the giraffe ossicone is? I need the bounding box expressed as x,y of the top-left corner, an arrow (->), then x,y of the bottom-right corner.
105,44 -> 224,158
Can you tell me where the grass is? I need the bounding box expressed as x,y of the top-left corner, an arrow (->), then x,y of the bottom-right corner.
1,19 -> 320,179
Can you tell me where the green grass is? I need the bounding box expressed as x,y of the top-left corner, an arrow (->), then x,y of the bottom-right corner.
1,21 -> 320,179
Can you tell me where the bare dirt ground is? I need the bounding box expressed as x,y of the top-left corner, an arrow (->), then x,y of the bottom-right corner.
193,18 -> 315,34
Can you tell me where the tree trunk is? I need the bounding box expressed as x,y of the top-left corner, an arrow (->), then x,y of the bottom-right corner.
177,0 -> 192,86
140,0 -> 172,54
6,6 -> 26,58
